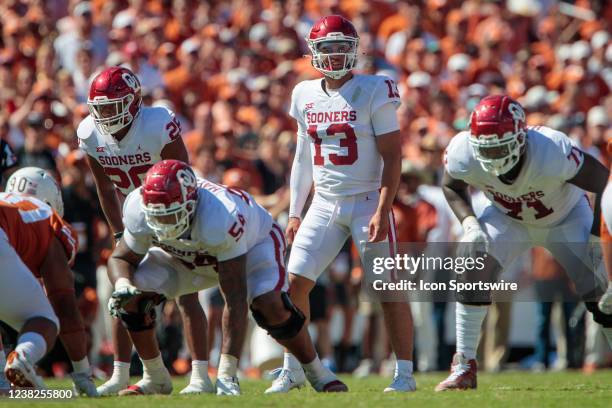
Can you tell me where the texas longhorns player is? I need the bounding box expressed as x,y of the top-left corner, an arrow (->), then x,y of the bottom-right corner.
268,15 -> 415,394
437,95 -> 611,391
77,66 -> 209,395
0,167 -> 96,396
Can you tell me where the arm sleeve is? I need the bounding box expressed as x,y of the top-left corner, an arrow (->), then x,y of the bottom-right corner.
371,101 -> 400,136
288,121 -> 313,219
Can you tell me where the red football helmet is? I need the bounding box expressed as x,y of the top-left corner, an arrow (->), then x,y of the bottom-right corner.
141,160 -> 198,241
469,95 -> 527,175
87,66 -> 142,136
307,15 -> 359,80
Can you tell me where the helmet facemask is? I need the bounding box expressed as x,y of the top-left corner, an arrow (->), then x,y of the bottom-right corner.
470,130 -> 526,176
142,167 -> 198,242
88,93 -> 138,136
142,199 -> 196,241
307,37 -> 359,80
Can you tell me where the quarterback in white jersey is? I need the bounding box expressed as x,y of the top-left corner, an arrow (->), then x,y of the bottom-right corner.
270,15 -> 415,394
78,66 -> 207,396
107,160 -> 345,395
437,95 -> 611,392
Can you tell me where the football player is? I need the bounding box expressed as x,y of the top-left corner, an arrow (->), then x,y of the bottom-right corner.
106,160 -> 346,395
1,167 -> 97,396
599,139 -> 612,314
436,95 -> 611,391
77,66 -> 209,395
269,15 -> 415,393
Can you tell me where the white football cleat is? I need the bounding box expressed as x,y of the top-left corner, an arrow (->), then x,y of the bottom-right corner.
118,377 -> 172,396
383,373 -> 417,392
216,376 -> 241,396
96,377 -> 129,396
71,371 -> 99,397
264,368 -> 306,394
4,351 -> 46,389
180,376 -> 215,394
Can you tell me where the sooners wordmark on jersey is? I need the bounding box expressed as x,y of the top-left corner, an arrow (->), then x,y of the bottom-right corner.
0,192 -> 77,276
290,74 -> 400,197
445,126 -> 585,226
77,106 -> 182,197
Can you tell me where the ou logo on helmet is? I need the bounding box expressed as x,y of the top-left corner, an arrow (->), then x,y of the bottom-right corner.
177,168 -> 197,189
508,102 -> 525,123
121,72 -> 140,92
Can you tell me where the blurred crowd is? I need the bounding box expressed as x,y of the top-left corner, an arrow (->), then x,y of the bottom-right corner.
0,0 -> 610,379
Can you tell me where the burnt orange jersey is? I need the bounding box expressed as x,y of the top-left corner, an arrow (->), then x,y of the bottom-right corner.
0,193 -> 77,277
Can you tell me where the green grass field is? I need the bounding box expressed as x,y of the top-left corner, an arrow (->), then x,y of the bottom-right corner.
4,372 -> 611,408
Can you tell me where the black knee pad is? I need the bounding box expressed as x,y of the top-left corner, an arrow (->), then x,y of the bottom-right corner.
585,302 -> 612,328
251,292 -> 305,340
118,295 -> 163,332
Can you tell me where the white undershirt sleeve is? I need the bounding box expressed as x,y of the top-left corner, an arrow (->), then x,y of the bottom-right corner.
288,122 -> 313,219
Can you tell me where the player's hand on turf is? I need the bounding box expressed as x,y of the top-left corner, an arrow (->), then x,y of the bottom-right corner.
108,283 -> 141,317
285,217 -> 301,245
368,210 -> 389,242
599,282 -> 612,315
457,216 -> 489,259
71,371 -> 99,397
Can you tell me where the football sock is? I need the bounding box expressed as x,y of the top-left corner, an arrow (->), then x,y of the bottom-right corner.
456,303 -> 488,360
15,332 -> 47,364
71,357 -> 90,374
141,354 -> 170,382
302,356 -> 329,382
217,354 -> 238,378
283,352 -> 302,371
109,361 -> 130,384
190,360 -> 209,383
395,360 -> 414,377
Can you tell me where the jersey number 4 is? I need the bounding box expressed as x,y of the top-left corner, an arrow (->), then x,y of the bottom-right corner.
307,123 -> 357,166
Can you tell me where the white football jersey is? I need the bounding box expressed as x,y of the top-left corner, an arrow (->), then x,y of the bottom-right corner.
77,106 -> 182,197
289,74 -> 401,197
445,126 -> 586,227
122,179 -> 274,272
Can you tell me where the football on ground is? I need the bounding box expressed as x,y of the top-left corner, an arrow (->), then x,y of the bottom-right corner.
17,372 -> 612,407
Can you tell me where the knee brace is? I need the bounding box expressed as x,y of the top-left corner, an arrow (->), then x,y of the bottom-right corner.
118,295 -> 164,332
251,292 -> 305,340
585,302 -> 612,328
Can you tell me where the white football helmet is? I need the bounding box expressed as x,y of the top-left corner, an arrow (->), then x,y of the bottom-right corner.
6,167 -> 64,217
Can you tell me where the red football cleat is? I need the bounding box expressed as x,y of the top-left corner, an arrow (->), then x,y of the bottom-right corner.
435,353 -> 477,391
322,379 -> 348,392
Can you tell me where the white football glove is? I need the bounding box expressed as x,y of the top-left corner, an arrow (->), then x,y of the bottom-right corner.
71,371 -> 99,397
599,282 -> 612,315
457,216 -> 489,260
108,278 -> 141,317
216,376 -> 241,396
